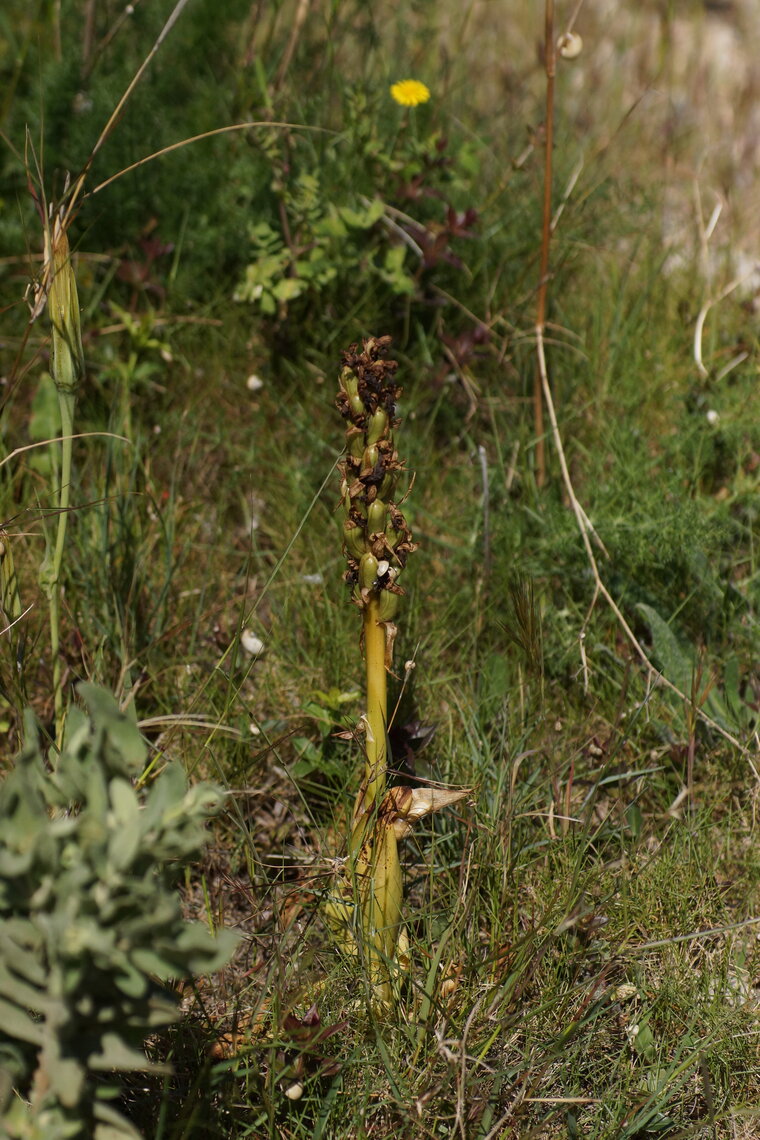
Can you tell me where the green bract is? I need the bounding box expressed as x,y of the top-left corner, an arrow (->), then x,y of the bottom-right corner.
0,684 -> 237,1139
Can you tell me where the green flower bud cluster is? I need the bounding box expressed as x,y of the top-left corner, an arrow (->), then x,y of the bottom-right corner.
335,337 -> 417,619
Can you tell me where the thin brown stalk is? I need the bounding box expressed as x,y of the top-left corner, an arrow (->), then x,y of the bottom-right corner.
534,0 -> 556,488
0,432 -> 129,472
84,0 -> 146,83
88,122 -> 321,199
273,0 -> 312,93
44,0 -> 193,242
81,0 -> 97,78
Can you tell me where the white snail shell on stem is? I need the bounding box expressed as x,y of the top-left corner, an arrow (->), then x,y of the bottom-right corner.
557,31 -> 583,60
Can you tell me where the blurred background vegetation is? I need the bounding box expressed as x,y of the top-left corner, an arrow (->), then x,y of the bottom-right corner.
2,1 -> 760,1136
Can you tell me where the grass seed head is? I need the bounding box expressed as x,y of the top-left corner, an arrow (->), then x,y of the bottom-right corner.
46,216 -> 85,396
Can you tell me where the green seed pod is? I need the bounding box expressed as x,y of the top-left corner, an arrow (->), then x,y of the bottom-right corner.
341,367 -> 359,398
349,393 -> 365,419
366,408 -> 389,446
362,444 -> 379,474
343,520 -> 367,560
367,500 -> 387,534
378,472 -> 396,500
385,523 -> 403,549
377,591 -> 399,622
359,552 -> 379,591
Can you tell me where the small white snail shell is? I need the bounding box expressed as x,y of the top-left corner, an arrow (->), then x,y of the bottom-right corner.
557,31 -> 583,60
240,629 -> 265,656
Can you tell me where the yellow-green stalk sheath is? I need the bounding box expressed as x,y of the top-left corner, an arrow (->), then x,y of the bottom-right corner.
363,595 -> 387,804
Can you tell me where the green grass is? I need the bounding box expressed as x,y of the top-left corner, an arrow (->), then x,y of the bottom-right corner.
2,1 -> 760,1136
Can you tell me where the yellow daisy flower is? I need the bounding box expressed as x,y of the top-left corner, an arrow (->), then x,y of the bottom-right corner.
390,79 -> 431,107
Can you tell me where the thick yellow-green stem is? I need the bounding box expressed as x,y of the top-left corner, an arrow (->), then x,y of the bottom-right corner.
365,821 -> 402,1005
362,594 -> 387,805
356,594 -> 397,1003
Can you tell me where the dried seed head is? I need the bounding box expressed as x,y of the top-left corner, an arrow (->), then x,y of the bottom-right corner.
335,337 -> 416,614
